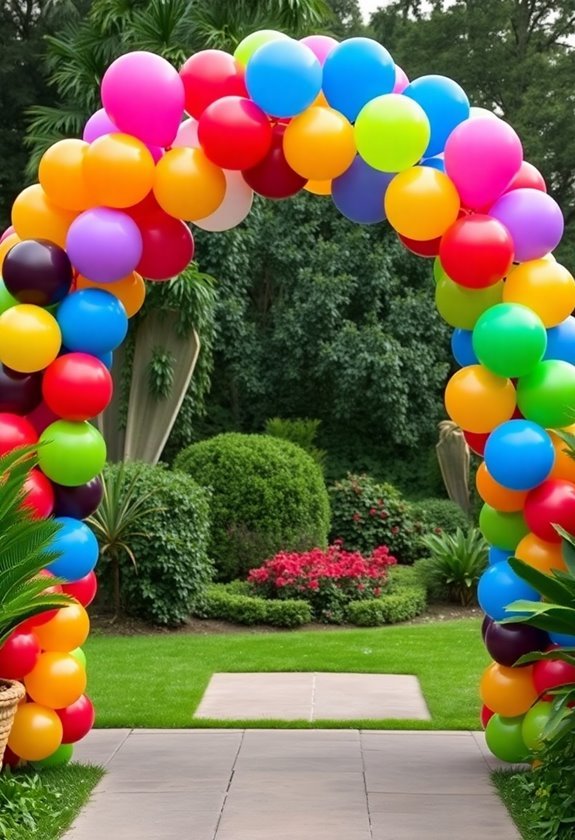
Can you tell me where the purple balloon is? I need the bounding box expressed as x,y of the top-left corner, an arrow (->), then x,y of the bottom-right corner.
83,108 -> 118,143
481,614 -> 493,640
52,476 -> 104,519
0,366 -> 42,414
332,155 -> 394,224
66,208 -> 143,283
484,620 -> 548,667
489,188 -> 564,262
3,239 -> 73,306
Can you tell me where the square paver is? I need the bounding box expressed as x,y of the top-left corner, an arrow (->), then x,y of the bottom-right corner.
194,673 -> 314,720
313,673 -> 430,720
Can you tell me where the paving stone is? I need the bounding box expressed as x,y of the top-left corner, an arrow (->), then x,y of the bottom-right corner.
194,673 -> 314,721
71,728 -> 132,767
313,673 -> 430,720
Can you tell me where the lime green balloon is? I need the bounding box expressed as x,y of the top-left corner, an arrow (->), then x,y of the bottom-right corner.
433,257 -> 445,284
38,420 -> 106,486
0,279 -> 18,314
485,714 -> 529,763
31,743 -> 73,769
473,303 -> 547,378
521,700 -> 553,752
355,94 -> 430,172
70,647 -> 87,669
479,504 -> 529,551
234,30 -> 289,67
517,360 -> 575,428
435,275 -> 504,329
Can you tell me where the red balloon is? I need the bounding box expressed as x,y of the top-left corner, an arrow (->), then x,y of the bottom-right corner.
398,233 -> 441,258
480,704 -> 494,729
180,50 -> 247,119
198,96 -> 273,170
23,469 -> 54,519
42,353 -> 113,422
463,430 -> 489,456
62,571 -> 97,608
132,207 -> 194,281
533,647 -> 575,697
18,572 -> 62,631
1,746 -> 20,768
439,215 -> 514,289
26,401 -> 60,435
506,161 -> 547,194
524,479 -> 575,543
0,413 -> 38,455
243,124 -> 306,199
0,630 -> 40,679
57,694 -> 95,743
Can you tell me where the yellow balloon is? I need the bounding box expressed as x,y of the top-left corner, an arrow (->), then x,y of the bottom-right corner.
313,91 -> 329,107
12,184 -> 77,248
153,147 -> 226,221
0,305 -> 61,373
24,651 -> 86,709
384,167 -> 460,240
34,603 -> 90,652
444,365 -> 516,433
304,179 -> 332,196
84,133 -> 156,208
0,233 -> 20,274
39,139 -> 92,212
76,271 -> 146,318
283,106 -> 356,181
8,703 -> 63,762
503,259 -> 575,327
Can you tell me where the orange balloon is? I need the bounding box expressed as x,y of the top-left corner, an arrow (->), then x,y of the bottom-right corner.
503,260 -> 575,327
0,233 -> 20,273
34,603 -> 90,652
444,365 -> 516,434
153,147 -> 226,221
12,184 -> 77,248
24,651 -> 86,708
8,703 -> 63,761
84,133 -> 155,209
480,662 -> 538,717
313,91 -> 329,107
476,462 -> 528,512
76,271 -> 146,318
384,167 -> 461,241
549,425 -> 575,483
283,106 -> 356,181
515,532 -> 566,574
304,179 -> 332,196
39,139 -> 92,212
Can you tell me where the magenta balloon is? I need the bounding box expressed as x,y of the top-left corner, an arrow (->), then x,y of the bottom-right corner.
444,117 -> 523,209
393,65 -> 409,93
82,108 -> 117,142
299,35 -> 338,65
66,208 -> 143,283
101,51 -> 185,147
489,188 -> 564,262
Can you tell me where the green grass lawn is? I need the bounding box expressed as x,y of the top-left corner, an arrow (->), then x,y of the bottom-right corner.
85,618 -> 489,729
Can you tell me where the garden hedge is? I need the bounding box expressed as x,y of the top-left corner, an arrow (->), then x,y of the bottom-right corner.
197,584 -> 312,628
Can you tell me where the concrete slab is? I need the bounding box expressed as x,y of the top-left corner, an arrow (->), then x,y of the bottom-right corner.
313,673 -> 430,720
194,673 -> 314,720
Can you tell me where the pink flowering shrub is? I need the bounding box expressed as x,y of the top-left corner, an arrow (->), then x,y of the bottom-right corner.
248,543 -> 397,623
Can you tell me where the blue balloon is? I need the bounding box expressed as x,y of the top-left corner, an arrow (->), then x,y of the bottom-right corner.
404,75 -> 470,157
488,547 -> 513,565
57,289 -> 128,356
48,517 -> 99,582
246,40 -> 321,118
549,631 -> 575,647
323,38 -> 395,122
478,561 -> 540,621
97,351 -> 114,370
451,329 -> 478,367
332,156 -> 394,224
544,316 -> 575,365
484,420 -> 555,491
421,155 -> 445,172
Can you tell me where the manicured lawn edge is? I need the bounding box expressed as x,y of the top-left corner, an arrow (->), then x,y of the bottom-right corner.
492,769 -> 536,840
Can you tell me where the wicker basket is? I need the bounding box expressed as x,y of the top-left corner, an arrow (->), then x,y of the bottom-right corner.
0,679 -> 25,764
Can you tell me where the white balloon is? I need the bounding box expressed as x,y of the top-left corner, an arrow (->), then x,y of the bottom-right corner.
173,118 -> 199,148
469,106 -> 500,121
194,170 -> 254,232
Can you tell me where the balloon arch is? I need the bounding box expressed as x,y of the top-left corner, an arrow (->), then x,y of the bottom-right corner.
1,31 -> 573,766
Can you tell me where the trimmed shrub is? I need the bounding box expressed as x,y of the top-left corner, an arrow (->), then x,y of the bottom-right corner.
345,585 -> 427,626
264,417 -> 326,469
175,433 -> 330,581
197,584 -> 311,628
412,498 -> 471,534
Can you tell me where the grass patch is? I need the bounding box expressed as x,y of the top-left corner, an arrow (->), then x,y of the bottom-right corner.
85,618 -> 489,729
492,769 -> 536,840
0,764 -> 103,839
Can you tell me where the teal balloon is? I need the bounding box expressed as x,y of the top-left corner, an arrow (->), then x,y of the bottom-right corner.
31,743 -> 74,769
473,303 -> 547,377
485,714 -> 529,763
479,504 -> 529,550
517,360 -> 575,428
521,700 -> 553,752
70,647 -> 87,669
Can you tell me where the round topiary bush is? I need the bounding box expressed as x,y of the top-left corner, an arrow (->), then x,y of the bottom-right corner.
174,433 -> 331,581
411,498 -> 471,534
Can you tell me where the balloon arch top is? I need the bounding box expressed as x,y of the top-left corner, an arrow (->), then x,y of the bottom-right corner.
1,31 -> 574,767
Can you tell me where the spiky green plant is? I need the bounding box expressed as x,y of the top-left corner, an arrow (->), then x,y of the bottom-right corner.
418,527 -> 488,606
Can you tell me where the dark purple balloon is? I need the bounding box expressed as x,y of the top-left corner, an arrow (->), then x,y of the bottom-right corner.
52,476 -> 104,519
481,614 -> 493,640
3,239 -> 73,306
484,621 -> 548,667
0,365 -> 42,414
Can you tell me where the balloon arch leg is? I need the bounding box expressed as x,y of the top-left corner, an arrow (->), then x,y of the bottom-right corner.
0,31 -> 572,767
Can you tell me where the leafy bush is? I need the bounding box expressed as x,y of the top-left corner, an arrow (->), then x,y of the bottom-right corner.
174,433 -> 330,581
249,544 -> 396,623
416,528 -> 488,605
329,473 -> 426,564
345,585 -> 427,626
96,463 -> 212,626
197,584 -> 311,628
264,418 -> 326,468
412,498 -> 471,534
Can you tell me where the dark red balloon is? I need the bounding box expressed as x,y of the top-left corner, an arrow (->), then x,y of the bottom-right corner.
484,621 -> 548,668
0,630 -> 40,679
533,647 -> 575,697
439,215 -> 514,289
26,401 -> 60,436
463,430 -> 489,456
133,208 -> 194,281
243,124 -> 306,199
57,694 -> 95,743
62,571 -> 98,608
199,96 -> 273,170
398,233 -> 441,258
0,413 -> 38,455
0,366 -> 42,415
180,50 -> 247,119
2,746 -> 20,768
524,479 -> 575,544
53,476 -> 103,519
506,161 -> 547,194
23,469 -> 54,519
42,353 -> 113,422
480,704 -> 494,729
3,239 -> 73,306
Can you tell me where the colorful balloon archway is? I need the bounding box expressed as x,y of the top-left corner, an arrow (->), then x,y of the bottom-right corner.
1,31 -> 573,767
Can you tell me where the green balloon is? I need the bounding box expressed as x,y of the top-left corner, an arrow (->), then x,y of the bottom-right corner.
433,257 -> 445,284
435,275 -> 504,329
70,647 -> 87,669
234,30 -> 289,67
355,94 -> 430,172
0,279 -> 18,314
521,700 -> 553,752
473,303 -> 547,378
486,714 -> 529,763
31,743 -> 74,769
517,360 -> 575,428
479,504 -> 529,551
38,420 -> 106,486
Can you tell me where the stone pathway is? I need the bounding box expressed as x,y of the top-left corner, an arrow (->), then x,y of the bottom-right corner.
65,729 -> 519,840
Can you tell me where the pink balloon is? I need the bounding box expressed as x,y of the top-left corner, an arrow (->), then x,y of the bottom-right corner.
83,108 -> 118,142
445,117 -> 523,210
0,225 -> 15,244
506,160 -> 547,193
393,65 -> 409,94
173,118 -> 199,149
194,171 -> 253,232
101,51 -> 185,147
299,35 -> 338,66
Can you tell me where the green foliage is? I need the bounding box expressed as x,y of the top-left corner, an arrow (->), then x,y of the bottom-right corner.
197,584 -> 312,628
412,498 -> 471,534
417,528 -> 488,606
175,433 -> 331,581
95,463 -> 212,626
345,586 -> 427,626
264,418 -> 326,469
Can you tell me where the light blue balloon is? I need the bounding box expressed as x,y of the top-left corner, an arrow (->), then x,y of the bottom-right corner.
478,561 -> 540,621
488,547 -> 513,565
404,75 -> 470,157
421,155 -> 445,172
57,289 -> 128,357
48,517 -> 99,582
549,631 -> 575,647
323,38 -> 395,122
544,316 -> 575,365
97,351 -> 114,370
451,328 -> 478,367
246,40 -> 321,118
332,156 -> 394,224
484,420 -> 555,491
